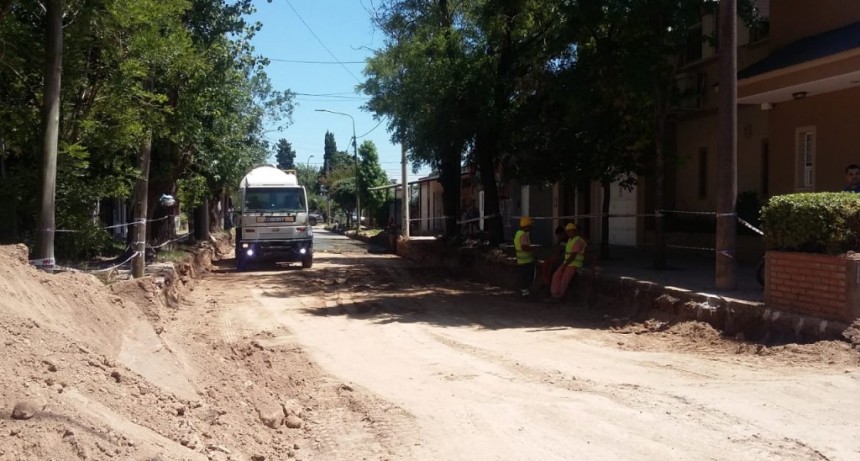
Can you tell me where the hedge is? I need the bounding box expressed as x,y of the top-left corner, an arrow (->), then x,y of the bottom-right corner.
760,192 -> 860,254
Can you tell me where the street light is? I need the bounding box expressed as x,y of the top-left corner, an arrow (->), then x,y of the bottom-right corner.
306,154 -> 314,168
315,109 -> 360,232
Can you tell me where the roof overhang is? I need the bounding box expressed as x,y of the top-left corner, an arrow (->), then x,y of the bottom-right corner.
738,21 -> 860,104
738,51 -> 860,104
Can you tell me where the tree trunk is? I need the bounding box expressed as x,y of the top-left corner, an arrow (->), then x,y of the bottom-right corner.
475,129 -> 503,244
715,0 -> 738,290
35,0 -> 63,272
439,148 -> 461,237
209,194 -> 222,233
194,198 -> 210,242
600,179 -> 611,260
653,130 -> 666,270
131,130 -> 152,278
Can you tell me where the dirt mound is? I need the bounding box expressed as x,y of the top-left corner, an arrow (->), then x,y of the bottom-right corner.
0,243 -> 313,460
0,244 -> 203,459
665,321 -> 723,342
844,320 -> 860,349
612,318 -> 859,366
0,241 -> 396,460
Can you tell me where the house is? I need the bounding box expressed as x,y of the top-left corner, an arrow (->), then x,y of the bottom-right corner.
412,170 -> 637,253
673,0 -> 860,211
413,174 -> 445,235
414,1 -> 860,255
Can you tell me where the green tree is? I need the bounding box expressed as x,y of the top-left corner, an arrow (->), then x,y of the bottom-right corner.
365,0 -> 569,243
0,0 -> 293,258
275,138 -> 296,170
322,130 -> 337,174
357,140 -> 389,225
294,163 -> 324,211
325,163 -> 357,226
363,0 -> 477,237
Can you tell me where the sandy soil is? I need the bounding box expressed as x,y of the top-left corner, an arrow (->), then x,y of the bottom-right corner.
2,240 -> 859,460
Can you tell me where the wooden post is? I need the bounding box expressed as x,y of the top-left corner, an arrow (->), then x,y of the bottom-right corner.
401,138 -> 410,238
131,130 -> 152,278
716,0 -> 738,290
35,0 -> 63,272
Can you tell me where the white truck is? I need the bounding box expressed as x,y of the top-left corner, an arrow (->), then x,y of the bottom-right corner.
235,165 -> 313,271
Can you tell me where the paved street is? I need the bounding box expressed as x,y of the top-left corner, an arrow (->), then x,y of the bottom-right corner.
312,226 -> 369,254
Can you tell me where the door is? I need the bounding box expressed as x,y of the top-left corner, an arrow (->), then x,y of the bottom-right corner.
608,182 -> 636,246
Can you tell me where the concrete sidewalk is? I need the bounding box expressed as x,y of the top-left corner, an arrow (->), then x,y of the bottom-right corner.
591,246 -> 764,304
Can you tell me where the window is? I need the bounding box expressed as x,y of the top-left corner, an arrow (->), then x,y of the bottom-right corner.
795,127 -> 816,190
698,147 -> 708,199
244,188 -> 306,212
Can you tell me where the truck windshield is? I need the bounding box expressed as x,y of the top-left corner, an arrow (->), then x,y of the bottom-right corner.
244,188 -> 306,212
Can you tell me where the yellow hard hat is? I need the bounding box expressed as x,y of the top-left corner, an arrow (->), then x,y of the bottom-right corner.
565,223 -> 577,231
519,216 -> 534,227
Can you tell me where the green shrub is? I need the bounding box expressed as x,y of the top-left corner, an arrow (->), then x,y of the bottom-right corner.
761,192 -> 860,254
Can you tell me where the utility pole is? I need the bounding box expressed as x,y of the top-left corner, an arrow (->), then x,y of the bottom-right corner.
353,131 -> 360,232
131,129 -> 152,278
401,137 -> 410,238
716,0 -> 738,290
35,0 -> 63,272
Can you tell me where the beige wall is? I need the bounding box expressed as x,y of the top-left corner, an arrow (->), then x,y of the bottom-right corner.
674,83 -> 860,206
673,105 -> 769,211
768,85 -> 860,195
770,0 -> 860,49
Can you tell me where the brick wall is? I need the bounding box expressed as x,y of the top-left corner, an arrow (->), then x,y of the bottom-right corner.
765,251 -> 860,322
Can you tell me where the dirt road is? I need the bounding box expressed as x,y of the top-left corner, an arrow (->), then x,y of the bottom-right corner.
184,233 -> 860,461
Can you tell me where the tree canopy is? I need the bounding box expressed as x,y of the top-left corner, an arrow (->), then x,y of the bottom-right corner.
275,139 -> 297,170
362,0 -> 761,245
0,0 -> 293,257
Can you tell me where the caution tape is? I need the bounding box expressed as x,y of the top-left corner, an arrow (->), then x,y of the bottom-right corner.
737,217 -> 764,235
52,251 -> 140,274
44,215 -> 173,234
148,233 -> 192,250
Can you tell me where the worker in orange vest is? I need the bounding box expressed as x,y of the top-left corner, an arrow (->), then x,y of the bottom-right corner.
548,223 -> 587,303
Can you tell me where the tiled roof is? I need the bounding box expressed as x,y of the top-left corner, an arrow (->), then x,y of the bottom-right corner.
738,21 -> 860,79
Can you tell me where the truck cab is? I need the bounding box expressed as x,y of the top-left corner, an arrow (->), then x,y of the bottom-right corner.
235,166 -> 313,270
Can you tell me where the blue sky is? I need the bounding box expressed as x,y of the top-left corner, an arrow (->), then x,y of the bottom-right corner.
248,0 -> 430,182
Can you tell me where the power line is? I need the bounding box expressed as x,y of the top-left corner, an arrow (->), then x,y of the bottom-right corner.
356,117 -> 386,138
283,0 -> 362,84
294,92 -> 365,97
295,98 -> 368,103
268,58 -> 365,64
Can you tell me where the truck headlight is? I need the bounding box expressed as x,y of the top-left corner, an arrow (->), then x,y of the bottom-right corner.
241,243 -> 249,249
299,248 -> 307,255
246,249 -> 254,256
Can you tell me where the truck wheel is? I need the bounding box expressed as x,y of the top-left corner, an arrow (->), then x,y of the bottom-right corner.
236,254 -> 248,272
301,255 -> 313,269
309,217 -> 318,226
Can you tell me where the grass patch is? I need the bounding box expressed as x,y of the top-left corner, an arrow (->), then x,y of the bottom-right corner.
155,249 -> 192,263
